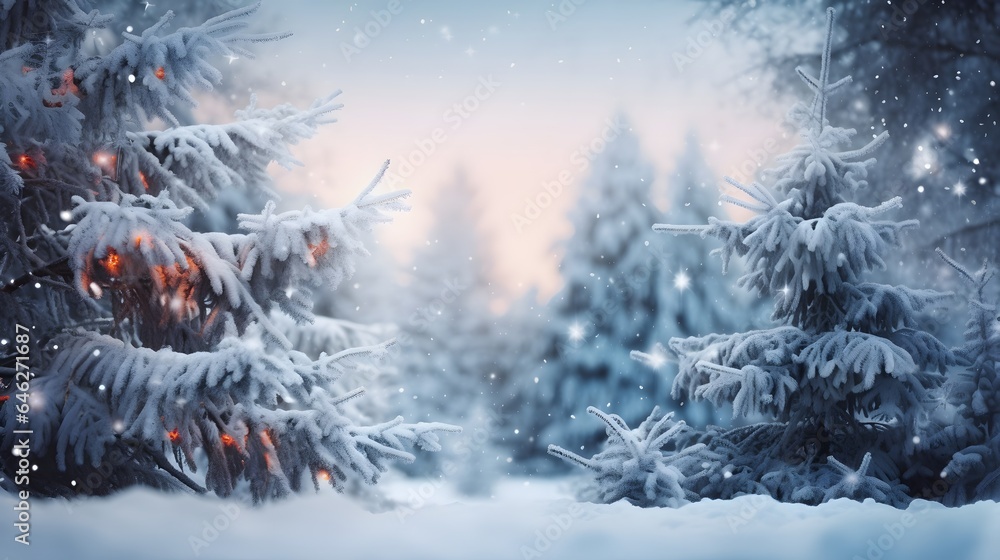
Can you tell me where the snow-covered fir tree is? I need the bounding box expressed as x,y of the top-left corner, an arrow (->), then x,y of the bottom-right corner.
0,0 -> 457,501
515,118 -> 669,467
705,0 -> 1000,273
394,170 -> 496,423
86,0 -> 267,127
492,288 -> 546,397
390,170 -> 497,479
548,406 -> 709,507
552,9 -> 954,507
924,250 -> 1000,504
647,131 -> 765,427
491,288 -> 548,475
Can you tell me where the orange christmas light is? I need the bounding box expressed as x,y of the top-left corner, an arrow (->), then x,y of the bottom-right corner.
167,429 -> 180,443
53,68 -> 79,97
15,154 -> 35,171
152,255 -> 202,322
92,151 -> 116,168
154,66 -> 166,80
139,172 -> 150,190
152,264 -> 171,288
44,69 -> 79,107
100,249 -> 122,277
220,433 -> 236,447
308,238 -> 330,265
92,150 -> 118,180
316,469 -> 330,482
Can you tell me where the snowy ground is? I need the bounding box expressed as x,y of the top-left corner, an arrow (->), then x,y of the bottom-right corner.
2,476 -> 999,560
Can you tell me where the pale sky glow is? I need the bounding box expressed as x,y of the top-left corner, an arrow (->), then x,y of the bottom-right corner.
199,0 -> 807,303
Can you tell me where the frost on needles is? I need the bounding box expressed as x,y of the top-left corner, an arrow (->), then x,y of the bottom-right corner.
550,9 -> 961,508
0,0 -> 457,501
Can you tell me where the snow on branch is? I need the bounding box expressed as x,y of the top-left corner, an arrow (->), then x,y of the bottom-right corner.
68,192 -> 267,331
936,247 -> 993,289
549,407 -> 712,507
822,452 -> 907,504
797,331 -> 916,386
836,131 -> 889,161
722,176 -> 778,211
699,198 -> 918,317
26,329 -> 458,500
841,282 -> 952,332
0,143 -> 25,195
75,2 -> 288,141
652,223 -> 711,235
132,93 -> 343,209
0,44 -> 84,146
66,162 -> 408,350
694,361 -> 797,419
237,162 -> 410,323
630,343 -> 671,370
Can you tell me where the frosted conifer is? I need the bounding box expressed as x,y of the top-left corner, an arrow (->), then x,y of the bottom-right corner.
553,9 -> 952,507
0,0 -> 457,501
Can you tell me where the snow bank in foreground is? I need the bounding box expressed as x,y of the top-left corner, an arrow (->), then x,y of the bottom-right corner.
1,480 -> 998,560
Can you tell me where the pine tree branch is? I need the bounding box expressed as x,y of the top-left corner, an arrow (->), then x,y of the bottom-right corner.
1,256 -> 71,293
134,440 -> 207,495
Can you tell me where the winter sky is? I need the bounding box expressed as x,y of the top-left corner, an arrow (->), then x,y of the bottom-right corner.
193,0 -> 819,304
